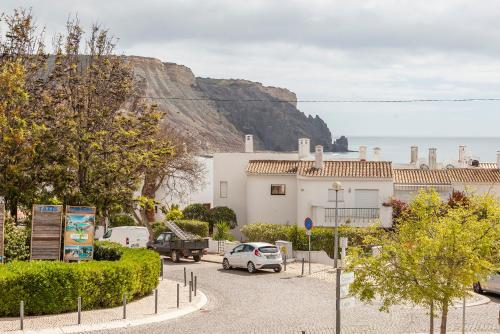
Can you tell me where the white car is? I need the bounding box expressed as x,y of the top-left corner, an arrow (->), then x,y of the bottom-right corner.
474,272 -> 500,295
222,242 -> 282,273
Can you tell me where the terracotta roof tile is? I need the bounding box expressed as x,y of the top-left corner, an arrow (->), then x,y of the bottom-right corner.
479,162 -> 497,169
247,160 -> 393,178
393,169 -> 451,185
447,168 -> 500,183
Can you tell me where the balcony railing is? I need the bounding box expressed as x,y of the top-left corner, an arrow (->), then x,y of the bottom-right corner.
325,208 -> 380,222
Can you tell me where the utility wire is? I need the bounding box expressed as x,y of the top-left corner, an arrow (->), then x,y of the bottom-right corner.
137,96 -> 500,103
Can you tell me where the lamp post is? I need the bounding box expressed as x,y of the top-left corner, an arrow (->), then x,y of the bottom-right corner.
332,181 -> 342,334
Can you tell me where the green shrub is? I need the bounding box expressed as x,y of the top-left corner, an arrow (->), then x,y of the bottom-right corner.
241,223 -> 382,258
182,203 -> 210,221
152,220 -> 209,239
0,246 -> 160,316
93,241 -> 123,261
209,207 -> 237,230
213,221 -> 234,241
4,219 -> 30,262
166,204 -> 183,221
109,214 -> 136,227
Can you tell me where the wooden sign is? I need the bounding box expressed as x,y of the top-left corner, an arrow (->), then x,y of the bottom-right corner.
0,203 -> 5,263
63,206 -> 96,261
31,205 -> 63,260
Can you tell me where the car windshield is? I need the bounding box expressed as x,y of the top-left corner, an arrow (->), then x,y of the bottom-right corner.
103,230 -> 112,238
258,246 -> 278,253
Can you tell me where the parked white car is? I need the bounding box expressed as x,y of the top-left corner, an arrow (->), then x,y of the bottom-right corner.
222,242 -> 282,273
474,272 -> 500,295
101,226 -> 149,248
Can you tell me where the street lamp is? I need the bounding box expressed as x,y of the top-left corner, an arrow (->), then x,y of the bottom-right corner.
331,181 -> 342,334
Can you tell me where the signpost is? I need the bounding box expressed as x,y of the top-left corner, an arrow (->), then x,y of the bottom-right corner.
31,205 -> 63,260
0,203 -> 4,263
304,217 -> 313,275
64,206 -> 96,261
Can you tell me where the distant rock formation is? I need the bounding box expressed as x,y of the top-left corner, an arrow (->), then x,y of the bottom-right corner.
129,56 -> 348,153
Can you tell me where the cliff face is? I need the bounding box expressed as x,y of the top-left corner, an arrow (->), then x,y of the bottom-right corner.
129,56 -> 347,153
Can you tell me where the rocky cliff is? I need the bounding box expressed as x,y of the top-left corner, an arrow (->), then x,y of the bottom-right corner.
129,56 -> 347,153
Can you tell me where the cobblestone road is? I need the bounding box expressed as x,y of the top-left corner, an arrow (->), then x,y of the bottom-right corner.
96,261 -> 500,334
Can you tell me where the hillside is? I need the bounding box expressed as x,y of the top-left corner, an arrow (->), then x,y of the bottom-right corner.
129,56 -> 347,153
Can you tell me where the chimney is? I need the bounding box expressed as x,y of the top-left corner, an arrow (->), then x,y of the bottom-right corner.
359,146 -> 367,161
315,145 -> 323,169
410,146 -> 418,164
429,148 -> 437,169
373,147 -> 381,161
245,135 -> 254,153
458,145 -> 466,164
298,138 -> 310,159
497,151 -> 500,169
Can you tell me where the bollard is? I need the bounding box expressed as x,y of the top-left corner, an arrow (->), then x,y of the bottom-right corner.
283,254 -> 287,271
194,276 -> 197,296
190,271 -> 194,291
154,289 -> 158,314
77,296 -> 82,325
177,283 -> 180,308
123,294 -> 127,319
301,258 -> 305,276
20,301 -> 24,330
160,258 -> 164,280
189,281 -> 192,302
184,267 -> 187,287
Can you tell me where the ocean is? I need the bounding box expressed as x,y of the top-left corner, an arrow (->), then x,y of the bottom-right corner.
332,137 -> 500,163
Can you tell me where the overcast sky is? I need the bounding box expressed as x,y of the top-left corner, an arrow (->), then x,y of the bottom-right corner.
3,0 -> 500,138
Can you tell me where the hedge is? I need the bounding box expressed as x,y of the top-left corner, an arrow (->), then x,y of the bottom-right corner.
152,220 -> 209,239
241,223 -> 382,258
0,243 -> 160,316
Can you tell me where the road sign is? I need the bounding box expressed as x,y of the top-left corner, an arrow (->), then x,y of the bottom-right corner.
304,217 -> 313,230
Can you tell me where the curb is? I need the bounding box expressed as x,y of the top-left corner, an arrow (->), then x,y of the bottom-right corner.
201,257 -> 223,264
10,292 -> 208,334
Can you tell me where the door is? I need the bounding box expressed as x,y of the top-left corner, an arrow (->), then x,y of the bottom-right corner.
355,190 -> 379,208
229,244 -> 245,267
241,244 -> 255,266
153,233 -> 166,254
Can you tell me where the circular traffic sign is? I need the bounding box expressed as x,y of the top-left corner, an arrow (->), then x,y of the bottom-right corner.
304,217 -> 313,230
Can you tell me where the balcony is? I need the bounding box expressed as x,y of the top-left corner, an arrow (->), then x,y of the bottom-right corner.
324,208 -> 380,227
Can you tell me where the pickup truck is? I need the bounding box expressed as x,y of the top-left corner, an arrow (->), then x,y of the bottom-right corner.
147,231 -> 209,262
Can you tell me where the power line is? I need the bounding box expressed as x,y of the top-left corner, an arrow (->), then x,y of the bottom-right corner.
138,96 -> 500,103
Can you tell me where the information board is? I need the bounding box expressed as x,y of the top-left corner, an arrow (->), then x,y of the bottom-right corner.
63,206 -> 96,261
31,205 -> 63,260
0,203 -> 5,263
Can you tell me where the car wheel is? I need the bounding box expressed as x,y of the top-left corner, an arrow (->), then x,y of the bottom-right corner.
193,255 -> 201,262
273,266 -> 282,273
222,258 -> 231,270
247,261 -> 256,273
473,282 -> 483,294
172,250 -> 180,263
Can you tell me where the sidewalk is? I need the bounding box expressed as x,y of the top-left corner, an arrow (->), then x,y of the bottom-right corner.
0,279 -> 207,333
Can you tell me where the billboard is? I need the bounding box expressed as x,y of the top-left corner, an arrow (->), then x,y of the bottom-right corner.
63,206 -> 96,261
0,203 -> 4,263
31,205 -> 63,260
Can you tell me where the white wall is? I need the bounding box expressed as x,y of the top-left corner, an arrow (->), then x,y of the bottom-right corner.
246,175 -> 297,226
451,182 -> 500,197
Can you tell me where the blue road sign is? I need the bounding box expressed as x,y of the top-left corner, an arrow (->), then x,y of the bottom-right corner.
304,217 -> 313,230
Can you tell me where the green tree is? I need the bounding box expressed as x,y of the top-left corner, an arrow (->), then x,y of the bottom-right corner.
183,203 -> 210,221
165,204 -> 183,221
209,206 -> 237,233
348,190 -> 500,334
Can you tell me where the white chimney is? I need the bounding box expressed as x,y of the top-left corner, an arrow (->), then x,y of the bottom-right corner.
245,135 -> 254,153
359,146 -> 367,161
373,147 -> 381,161
410,146 -> 418,164
458,145 -> 466,164
298,138 -> 310,159
429,148 -> 437,169
497,151 -> 500,169
315,145 -> 323,169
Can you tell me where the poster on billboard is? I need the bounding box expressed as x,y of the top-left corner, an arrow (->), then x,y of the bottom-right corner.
31,205 -> 63,260
0,203 -> 4,263
64,206 -> 96,261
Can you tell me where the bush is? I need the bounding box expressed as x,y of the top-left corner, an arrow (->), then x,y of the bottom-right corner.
241,223 -> 382,258
0,245 -> 160,316
93,241 -> 123,261
151,220 -> 209,239
182,203 -> 210,221
212,221 -> 234,241
109,214 -> 136,227
4,219 -> 30,262
209,207 -> 237,230
165,206 -> 183,221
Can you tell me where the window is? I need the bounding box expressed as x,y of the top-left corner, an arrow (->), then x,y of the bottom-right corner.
103,230 -> 112,239
220,181 -> 228,198
232,245 -> 244,253
243,245 -> 255,252
271,184 -> 286,195
328,189 -> 345,202
155,233 -> 165,243
355,189 -> 379,208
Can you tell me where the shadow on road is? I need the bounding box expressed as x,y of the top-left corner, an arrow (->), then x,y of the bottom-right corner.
216,268 -> 277,276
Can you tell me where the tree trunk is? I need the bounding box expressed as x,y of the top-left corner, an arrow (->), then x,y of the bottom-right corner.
429,300 -> 434,334
440,302 -> 448,334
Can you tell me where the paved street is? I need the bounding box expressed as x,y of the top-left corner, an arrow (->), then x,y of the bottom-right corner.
96,261 -> 500,334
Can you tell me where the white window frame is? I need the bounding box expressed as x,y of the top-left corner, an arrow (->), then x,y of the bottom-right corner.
220,181 -> 228,198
